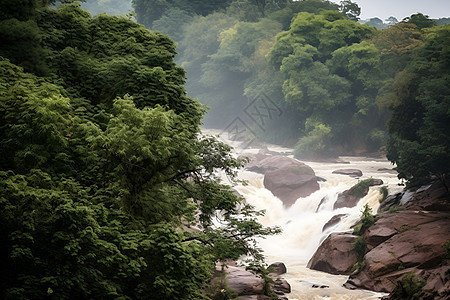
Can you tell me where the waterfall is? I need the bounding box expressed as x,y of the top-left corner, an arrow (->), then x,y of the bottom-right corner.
207,129 -> 402,299
234,158 -> 402,299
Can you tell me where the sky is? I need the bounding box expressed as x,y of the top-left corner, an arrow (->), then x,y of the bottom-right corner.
329,0 -> 450,21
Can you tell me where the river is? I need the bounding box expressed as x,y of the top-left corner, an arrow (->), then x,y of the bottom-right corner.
207,129 -> 403,300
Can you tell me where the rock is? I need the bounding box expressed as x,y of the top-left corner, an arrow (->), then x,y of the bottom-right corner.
268,262 -> 287,275
346,209 -> 450,293
378,192 -> 403,212
243,155 -> 320,206
421,264 -> 450,300
332,169 -> 363,177
271,278 -> 291,294
263,159 -> 319,206
369,178 -> 383,186
334,187 -> 368,209
380,180 -> 450,213
312,284 -> 330,288
225,266 -> 265,296
238,296 -> 272,300
322,214 -> 348,232
245,155 -> 297,174
299,280 -> 331,289
316,196 -> 329,212
239,153 -> 271,172
377,167 -> 398,174
333,178 -> 382,209
307,232 -> 358,275
210,263 -> 292,299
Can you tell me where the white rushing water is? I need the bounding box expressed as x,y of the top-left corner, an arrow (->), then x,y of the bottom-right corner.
206,129 -> 403,300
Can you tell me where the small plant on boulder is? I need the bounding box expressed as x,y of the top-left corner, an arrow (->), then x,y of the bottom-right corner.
390,272 -> 425,300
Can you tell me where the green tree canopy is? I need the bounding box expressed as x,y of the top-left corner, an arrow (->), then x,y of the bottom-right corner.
386,25 -> 450,187
0,3 -> 280,299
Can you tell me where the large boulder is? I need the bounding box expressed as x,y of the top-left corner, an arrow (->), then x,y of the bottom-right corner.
225,266 -> 265,296
256,156 -> 318,206
346,210 -> 450,293
307,232 -> 358,275
268,262 -> 291,297
246,155 -> 300,174
268,262 -> 287,275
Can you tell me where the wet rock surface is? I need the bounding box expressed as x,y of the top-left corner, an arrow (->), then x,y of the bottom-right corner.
333,178 -> 384,209
307,232 -> 358,275
332,169 -> 363,177
310,179 -> 450,299
244,153 -> 320,207
211,262 -> 291,299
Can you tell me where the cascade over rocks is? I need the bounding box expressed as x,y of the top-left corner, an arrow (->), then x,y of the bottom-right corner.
322,214 -> 348,232
333,178 -> 384,209
310,180 -> 450,299
244,153 -> 320,207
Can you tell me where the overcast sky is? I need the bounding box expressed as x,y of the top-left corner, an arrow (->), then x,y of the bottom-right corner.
329,0 -> 450,21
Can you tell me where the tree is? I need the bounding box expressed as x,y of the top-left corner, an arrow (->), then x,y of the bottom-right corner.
386,25 -> 450,187
0,2 -> 280,298
365,17 -> 385,29
132,0 -> 232,29
268,0 -> 340,30
402,13 -> 435,29
385,16 -> 398,26
266,11 -> 379,157
339,0 -> 360,21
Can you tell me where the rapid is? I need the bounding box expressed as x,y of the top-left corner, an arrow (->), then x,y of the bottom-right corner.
208,129 -> 403,299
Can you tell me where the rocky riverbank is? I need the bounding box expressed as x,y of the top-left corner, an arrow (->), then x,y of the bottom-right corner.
308,179 -> 450,299
209,262 -> 291,299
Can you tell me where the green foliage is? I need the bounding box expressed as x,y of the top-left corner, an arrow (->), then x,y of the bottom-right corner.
81,0 -> 133,16
245,264 -> 278,300
349,179 -> 372,198
443,240 -> 450,259
267,10 -> 384,155
132,0 -> 232,29
379,186 -> 389,202
403,13 -> 436,29
390,272 -> 426,300
360,204 -> 375,229
353,203 -> 375,235
268,0 -> 339,30
338,0 -> 360,21
349,261 -> 366,274
386,25 -> 450,186
294,119 -> 336,159
352,235 -> 366,262
388,206 -> 405,213
350,205 -> 374,271
0,2 -> 280,299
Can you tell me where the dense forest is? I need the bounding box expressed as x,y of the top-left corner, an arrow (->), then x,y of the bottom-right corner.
130,0 -> 449,185
0,1 -> 280,299
0,0 -> 449,299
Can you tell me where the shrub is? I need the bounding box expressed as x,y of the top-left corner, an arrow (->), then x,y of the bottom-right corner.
353,236 -> 366,262
379,186 -> 389,202
390,272 -> 425,300
349,178 -> 373,198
